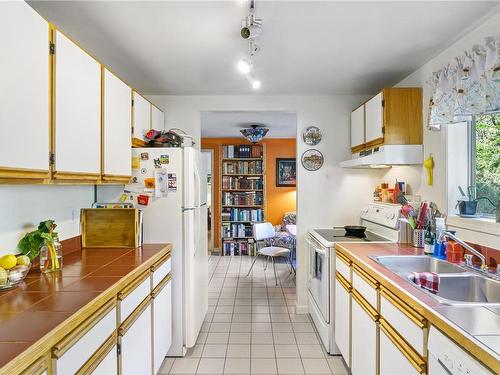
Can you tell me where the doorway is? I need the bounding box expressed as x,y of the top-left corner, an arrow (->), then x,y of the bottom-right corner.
201,149 -> 214,254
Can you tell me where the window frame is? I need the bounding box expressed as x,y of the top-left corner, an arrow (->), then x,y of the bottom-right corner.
468,113 -> 498,219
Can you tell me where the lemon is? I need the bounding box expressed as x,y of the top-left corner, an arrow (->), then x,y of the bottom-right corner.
16,255 -> 30,266
0,254 -> 17,270
0,267 -> 7,286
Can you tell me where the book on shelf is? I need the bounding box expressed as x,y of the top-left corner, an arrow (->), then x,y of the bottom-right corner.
222,207 -> 264,222
222,145 -> 263,159
221,223 -> 253,238
222,160 -> 263,174
223,239 -> 255,256
222,176 -> 263,190
222,191 -> 263,206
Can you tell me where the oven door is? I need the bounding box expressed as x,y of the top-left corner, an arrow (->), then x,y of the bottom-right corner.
307,235 -> 330,323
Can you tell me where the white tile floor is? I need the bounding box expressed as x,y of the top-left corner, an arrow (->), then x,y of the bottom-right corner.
159,255 -> 349,375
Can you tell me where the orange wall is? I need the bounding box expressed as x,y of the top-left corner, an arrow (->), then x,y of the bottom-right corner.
201,138 -> 296,248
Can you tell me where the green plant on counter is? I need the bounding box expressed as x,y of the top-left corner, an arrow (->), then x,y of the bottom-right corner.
17,220 -> 58,262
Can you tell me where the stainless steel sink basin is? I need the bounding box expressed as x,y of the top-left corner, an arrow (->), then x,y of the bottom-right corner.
411,274 -> 500,305
370,255 -> 500,306
370,255 -> 467,275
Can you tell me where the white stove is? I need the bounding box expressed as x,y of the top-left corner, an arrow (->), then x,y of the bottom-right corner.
307,203 -> 404,355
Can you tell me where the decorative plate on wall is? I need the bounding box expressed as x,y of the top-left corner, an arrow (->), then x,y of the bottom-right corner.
301,149 -> 324,171
302,126 -> 322,146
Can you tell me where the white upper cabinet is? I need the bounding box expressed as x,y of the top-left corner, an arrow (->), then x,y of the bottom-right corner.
365,92 -> 383,144
152,104 -> 165,130
133,92 -> 151,140
54,31 -> 101,177
103,69 -> 132,178
0,2 -> 49,177
350,105 -> 364,150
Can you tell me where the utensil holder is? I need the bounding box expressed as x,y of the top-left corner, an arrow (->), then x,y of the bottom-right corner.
412,229 -> 425,248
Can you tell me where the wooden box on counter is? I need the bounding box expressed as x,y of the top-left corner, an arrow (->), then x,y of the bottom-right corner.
81,208 -> 140,248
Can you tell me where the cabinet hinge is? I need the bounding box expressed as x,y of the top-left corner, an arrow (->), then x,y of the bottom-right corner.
131,99 -> 134,106
117,343 -> 121,355
382,126 -> 385,135
49,152 -> 55,166
49,42 -> 55,55
381,99 -> 385,107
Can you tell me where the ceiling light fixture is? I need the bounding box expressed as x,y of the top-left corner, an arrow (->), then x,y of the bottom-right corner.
240,124 -> 269,143
237,0 -> 263,90
237,59 -> 252,74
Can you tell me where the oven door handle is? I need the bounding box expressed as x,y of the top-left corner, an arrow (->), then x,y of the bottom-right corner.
306,238 -> 327,256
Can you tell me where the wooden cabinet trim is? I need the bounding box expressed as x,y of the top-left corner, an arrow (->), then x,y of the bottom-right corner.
0,167 -> 50,180
118,270 -> 151,301
335,271 -> 352,293
152,274 -> 172,299
19,353 -> 49,375
379,318 -> 426,374
381,287 -> 427,329
350,144 -> 365,153
132,137 -> 146,148
353,264 -> 379,289
365,137 -> 384,149
118,295 -> 152,336
52,297 -> 116,358
101,174 -> 132,183
75,332 -> 117,375
52,171 -> 100,181
336,252 -> 351,267
150,253 -> 171,272
352,288 -> 379,322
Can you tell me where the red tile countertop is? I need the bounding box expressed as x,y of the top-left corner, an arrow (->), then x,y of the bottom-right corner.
335,242 -> 500,373
0,242 -> 171,373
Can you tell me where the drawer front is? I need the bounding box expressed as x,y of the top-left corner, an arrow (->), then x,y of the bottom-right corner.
380,328 -> 421,375
55,307 -> 116,375
352,270 -> 377,308
335,256 -> 350,281
381,294 -> 426,356
152,257 -> 171,288
120,274 -> 151,321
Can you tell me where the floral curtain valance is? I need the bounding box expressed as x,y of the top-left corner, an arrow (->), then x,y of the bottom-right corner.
427,35 -> 500,130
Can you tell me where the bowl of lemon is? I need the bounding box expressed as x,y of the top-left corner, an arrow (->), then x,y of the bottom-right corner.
0,254 -> 31,291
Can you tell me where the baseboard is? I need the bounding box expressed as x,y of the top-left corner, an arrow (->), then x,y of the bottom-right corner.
295,304 -> 309,314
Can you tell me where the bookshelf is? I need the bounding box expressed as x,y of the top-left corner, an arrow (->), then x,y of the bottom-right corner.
220,144 -> 266,256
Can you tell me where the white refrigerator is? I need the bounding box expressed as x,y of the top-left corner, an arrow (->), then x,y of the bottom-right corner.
127,146 -> 208,357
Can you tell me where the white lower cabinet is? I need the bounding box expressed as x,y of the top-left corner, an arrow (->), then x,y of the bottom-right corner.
334,275 -> 350,366
380,327 -> 420,375
121,302 -> 153,375
54,303 -> 116,375
351,293 -> 377,375
153,281 -> 172,374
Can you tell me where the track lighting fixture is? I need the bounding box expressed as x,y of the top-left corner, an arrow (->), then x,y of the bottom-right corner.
237,0 -> 263,90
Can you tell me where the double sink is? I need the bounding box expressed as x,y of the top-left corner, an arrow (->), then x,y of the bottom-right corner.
370,255 -> 500,306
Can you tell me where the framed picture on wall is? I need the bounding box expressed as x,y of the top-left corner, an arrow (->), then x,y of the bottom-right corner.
276,158 -> 296,187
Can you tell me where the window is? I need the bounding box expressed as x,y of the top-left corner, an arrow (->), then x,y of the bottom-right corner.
470,113 -> 499,217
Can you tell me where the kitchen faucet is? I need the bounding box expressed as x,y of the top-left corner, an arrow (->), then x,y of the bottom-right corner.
437,231 -> 488,272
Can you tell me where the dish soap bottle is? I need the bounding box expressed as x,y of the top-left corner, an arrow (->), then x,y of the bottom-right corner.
433,217 -> 446,260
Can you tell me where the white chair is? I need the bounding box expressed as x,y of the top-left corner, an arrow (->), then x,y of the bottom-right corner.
246,222 -> 295,285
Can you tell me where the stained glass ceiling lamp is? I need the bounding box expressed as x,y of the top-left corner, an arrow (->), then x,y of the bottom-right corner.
240,125 -> 269,143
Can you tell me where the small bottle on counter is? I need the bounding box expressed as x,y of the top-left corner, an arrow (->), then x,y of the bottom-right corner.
433,217 -> 447,260
424,226 -> 434,255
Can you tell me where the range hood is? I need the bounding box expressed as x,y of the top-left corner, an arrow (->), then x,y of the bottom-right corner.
340,145 -> 423,169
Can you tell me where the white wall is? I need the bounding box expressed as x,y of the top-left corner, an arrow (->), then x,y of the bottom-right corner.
0,185 -> 93,254
385,10 -> 500,248
148,95 -> 383,310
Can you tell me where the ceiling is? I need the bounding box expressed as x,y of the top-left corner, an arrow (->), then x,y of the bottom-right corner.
201,111 -> 296,138
28,1 -> 500,95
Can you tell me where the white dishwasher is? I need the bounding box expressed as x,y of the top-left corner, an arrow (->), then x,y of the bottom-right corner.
428,327 -> 493,375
